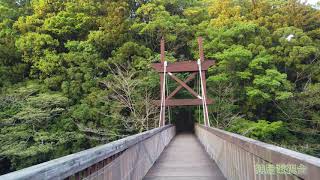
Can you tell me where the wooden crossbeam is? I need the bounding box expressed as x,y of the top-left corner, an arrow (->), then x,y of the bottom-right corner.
151,60 -> 215,73
166,72 -> 197,100
167,73 -> 200,99
153,99 -> 213,106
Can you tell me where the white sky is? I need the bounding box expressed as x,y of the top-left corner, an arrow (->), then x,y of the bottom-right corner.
305,0 -> 319,5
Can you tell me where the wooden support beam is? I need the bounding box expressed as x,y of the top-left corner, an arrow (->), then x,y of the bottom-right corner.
151,60 -> 215,73
198,37 -> 205,62
166,72 -> 197,100
153,99 -> 213,106
160,37 -> 165,126
160,37 -> 165,63
167,73 -> 200,99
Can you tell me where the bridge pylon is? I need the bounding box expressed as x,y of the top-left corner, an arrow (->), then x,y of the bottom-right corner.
152,37 -> 215,127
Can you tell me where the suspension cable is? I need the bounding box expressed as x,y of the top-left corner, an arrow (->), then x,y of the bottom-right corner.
196,72 -> 200,124
159,61 -> 167,127
166,73 -> 171,124
198,73 -> 201,125
197,59 -> 210,127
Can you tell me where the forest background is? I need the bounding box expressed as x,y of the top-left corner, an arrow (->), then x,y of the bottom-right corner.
0,0 -> 319,174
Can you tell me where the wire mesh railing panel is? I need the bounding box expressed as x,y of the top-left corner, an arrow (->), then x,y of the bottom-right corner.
85,127 -> 175,180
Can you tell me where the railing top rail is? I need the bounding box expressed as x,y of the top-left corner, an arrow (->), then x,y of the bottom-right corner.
196,124 -> 320,168
0,125 -> 173,180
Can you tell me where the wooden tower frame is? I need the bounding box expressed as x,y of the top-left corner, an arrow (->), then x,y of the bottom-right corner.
152,37 -> 215,126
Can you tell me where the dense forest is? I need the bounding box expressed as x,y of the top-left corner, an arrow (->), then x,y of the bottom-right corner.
0,0 -> 319,174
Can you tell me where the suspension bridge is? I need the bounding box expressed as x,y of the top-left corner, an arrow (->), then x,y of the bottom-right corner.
1,38 -> 319,180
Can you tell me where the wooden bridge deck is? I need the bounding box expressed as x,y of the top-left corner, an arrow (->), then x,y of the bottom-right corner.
144,133 -> 226,180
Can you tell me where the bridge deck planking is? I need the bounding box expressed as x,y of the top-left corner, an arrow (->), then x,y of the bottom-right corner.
144,133 -> 226,180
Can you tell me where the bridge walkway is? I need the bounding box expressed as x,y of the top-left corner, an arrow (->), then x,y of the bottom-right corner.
144,133 -> 226,180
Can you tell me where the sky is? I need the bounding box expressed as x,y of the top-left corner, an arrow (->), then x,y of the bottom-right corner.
305,0 -> 319,5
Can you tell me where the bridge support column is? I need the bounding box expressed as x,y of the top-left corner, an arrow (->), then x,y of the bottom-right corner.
152,37 -> 215,127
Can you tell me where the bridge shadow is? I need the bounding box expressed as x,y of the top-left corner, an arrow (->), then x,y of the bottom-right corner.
173,107 -> 195,133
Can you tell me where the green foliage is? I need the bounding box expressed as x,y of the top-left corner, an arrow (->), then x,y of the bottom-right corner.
227,119 -> 289,142
42,11 -> 94,40
16,32 -> 59,63
0,84 -> 85,171
131,1 -> 191,57
108,42 -> 152,70
88,0 -> 129,57
246,69 -> 292,105
0,1 -> 28,88
1,0 -> 320,174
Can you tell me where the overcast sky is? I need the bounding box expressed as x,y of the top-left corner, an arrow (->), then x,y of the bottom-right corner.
305,0 -> 319,5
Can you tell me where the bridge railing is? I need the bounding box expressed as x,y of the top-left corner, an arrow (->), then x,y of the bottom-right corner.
195,124 -> 320,180
1,125 -> 175,180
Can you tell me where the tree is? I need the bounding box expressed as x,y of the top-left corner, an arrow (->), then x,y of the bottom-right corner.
1,0 -> 320,174
131,1 -> 191,57
0,0 -> 28,89
104,64 -> 159,133
0,83 -> 85,172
